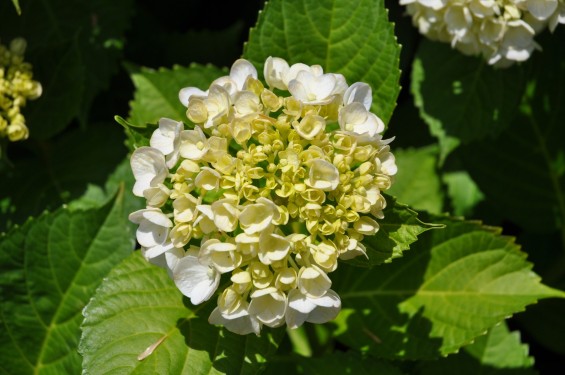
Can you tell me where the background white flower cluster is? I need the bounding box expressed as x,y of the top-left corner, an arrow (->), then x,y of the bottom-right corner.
401,0 -> 565,66
128,57 -> 397,335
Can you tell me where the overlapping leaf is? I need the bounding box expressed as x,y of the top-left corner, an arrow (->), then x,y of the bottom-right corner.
244,0 -> 401,124
417,323 -> 535,375
79,252 -> 284,375
0,123 -> 127,231
127,64 -> 227,127
0,191 -> 134,374
332,217 -> 564,359
347,196 -> 439,267
0,0 -> 134,137
458,29 -> 565,232
387,146 -> 443,214
411,40 -> 526,160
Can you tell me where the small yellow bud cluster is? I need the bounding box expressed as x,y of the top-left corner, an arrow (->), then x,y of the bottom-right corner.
401,0 -> 565,66
129,57 -> 396,334
0,38 -> 42,142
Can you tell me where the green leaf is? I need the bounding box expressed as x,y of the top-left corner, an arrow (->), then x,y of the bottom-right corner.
417,322 -> 535,375
0,123 -> 127,231
128,64 -> 227,127
298,351 -> 404,375
80,252 -> 284,375
387,146 -> 444,214
332,217 -> 564,359
0,191 -> 134,375
457,29 -> 565,233
442,171 -> 484,217
244,0 -> 401,124
0,0 -> 134,137
411,40 -> 526,160
67,157 -> 144,216
347,196 -> 440,267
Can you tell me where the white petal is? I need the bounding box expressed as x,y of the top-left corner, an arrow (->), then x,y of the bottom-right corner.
306,290 -> 341,324
230,59 -> 258,90
130,147 -> 167,197
343,82 -> 372,109
264,56 -> 290,90
209,307 -> 261,335
173,255 -> 219,305
527,0 -> 558,21
150,118 -> 182,155
179,87 -> 207,107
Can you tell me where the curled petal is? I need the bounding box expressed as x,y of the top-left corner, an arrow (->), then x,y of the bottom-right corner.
130,147 -> 167,197
173,254 -> 220,305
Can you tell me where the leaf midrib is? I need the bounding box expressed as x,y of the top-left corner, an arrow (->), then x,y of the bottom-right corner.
33,201 -> 122,373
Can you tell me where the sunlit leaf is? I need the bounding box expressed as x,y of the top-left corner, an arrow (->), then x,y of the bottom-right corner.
0,191 -> 134,374
244,0 -> 400,124
332,217 -> 564,359
417,322 -> 535,375
348,196 -> 440,267
127,64 -> 226,127
79,252 -> 284,374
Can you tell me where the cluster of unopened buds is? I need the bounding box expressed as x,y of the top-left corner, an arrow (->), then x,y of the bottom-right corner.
129,57 -> 397,335
0,38 -> 42,141
401,0 -> 565,66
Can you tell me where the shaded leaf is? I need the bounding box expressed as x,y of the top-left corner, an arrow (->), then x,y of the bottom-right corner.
244,0 -> 401,123
127,64 -> 227,127
299,351 -> 404,375
458,29 -> 565,232
0,191 -> 134,374
417,322 -> 535,375
80,252 -> 285,375
0,0 -> 134,137
332,217 -> 564,359
0,123 -> 127,231
348,195 -> 439,267
411,40 -> 526,160
387,146 -> 443,214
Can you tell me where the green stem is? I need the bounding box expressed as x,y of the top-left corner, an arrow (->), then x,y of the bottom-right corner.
286,326 -> 312,357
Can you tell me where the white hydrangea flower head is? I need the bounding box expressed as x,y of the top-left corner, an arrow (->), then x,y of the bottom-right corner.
401,0 -> 565,66
130,57 -> 397,335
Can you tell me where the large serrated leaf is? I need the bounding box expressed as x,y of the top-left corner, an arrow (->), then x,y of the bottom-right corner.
417,322 -> 535,375
127,64 -> 227,127
243,0 -> 400,124
79,252 -> 285,375
411,40 -> 526,160
331,217 -> 564,359
346,195 -> 439,267
0,190 -> 134,375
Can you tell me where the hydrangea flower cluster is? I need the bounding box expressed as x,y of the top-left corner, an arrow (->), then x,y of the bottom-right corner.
401,0 -> 565,66
0,38 -> 42,142
129,57 -> 397,335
